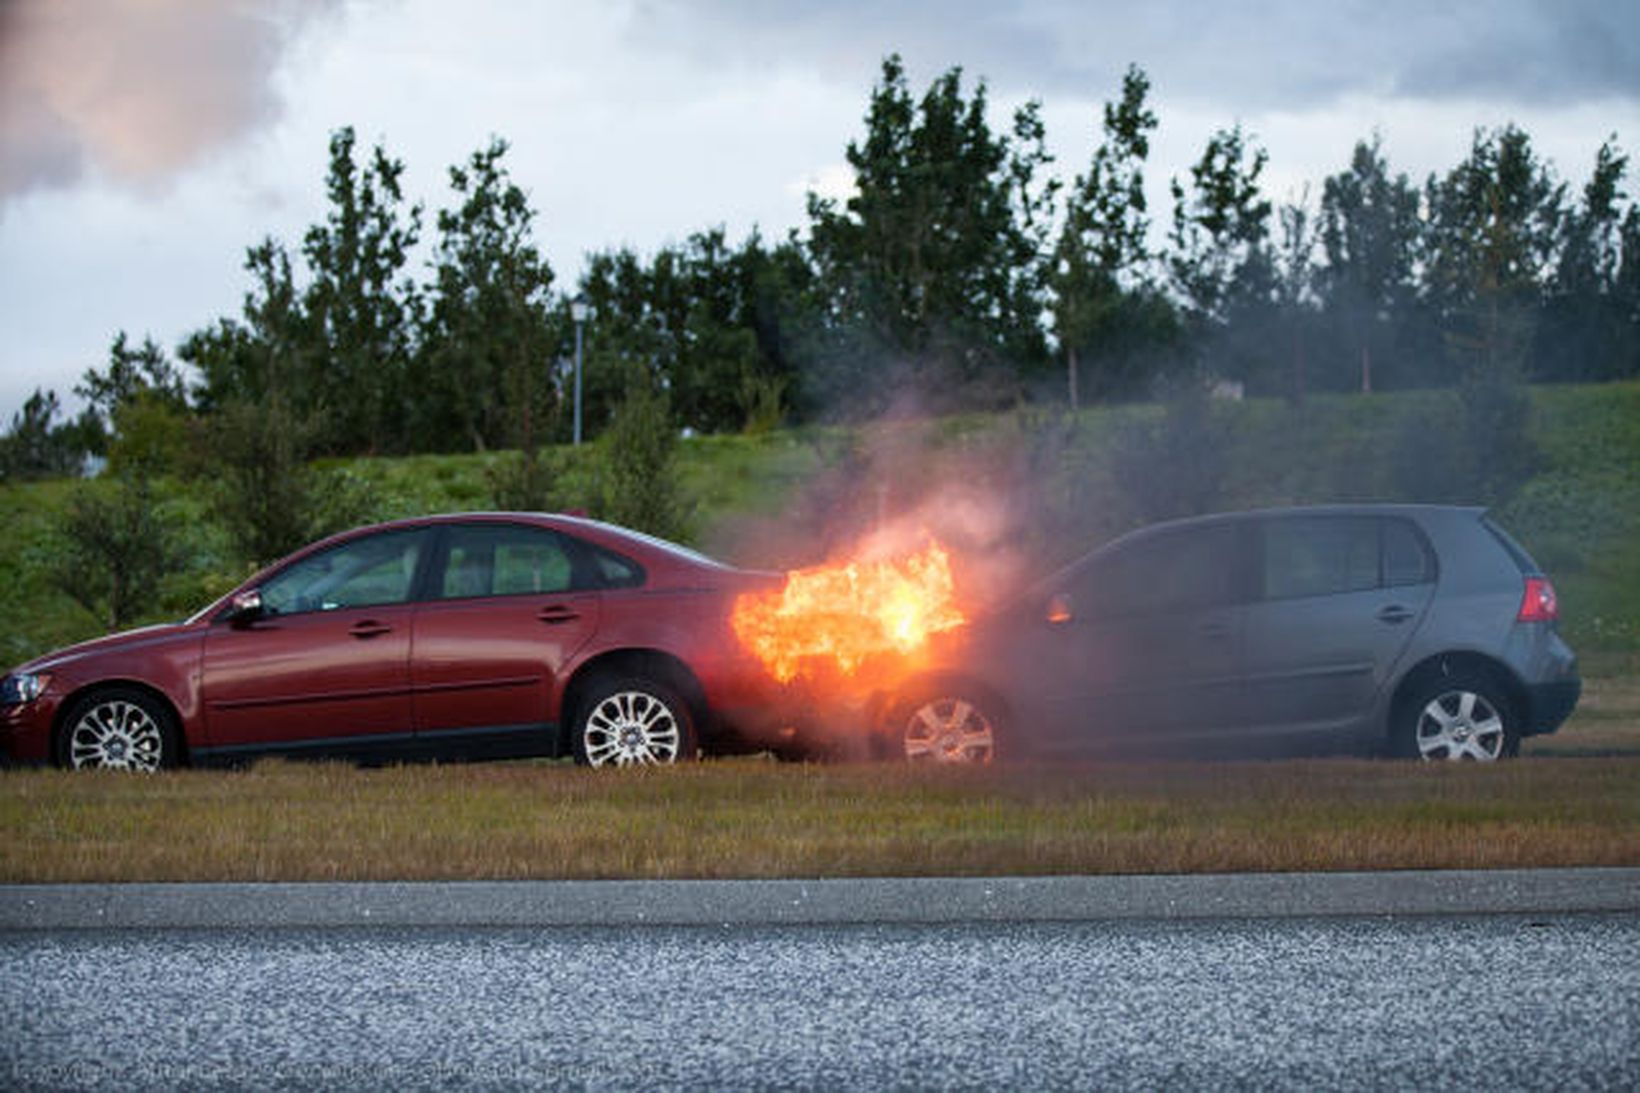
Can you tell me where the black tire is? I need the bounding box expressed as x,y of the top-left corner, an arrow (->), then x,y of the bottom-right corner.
56,686 -> 181,771
884,687 -> 1001,765
1392,670 -> 1519,761
572,675 -> 698,767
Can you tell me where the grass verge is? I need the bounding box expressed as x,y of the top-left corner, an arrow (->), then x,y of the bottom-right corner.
3,751 -> 1637,884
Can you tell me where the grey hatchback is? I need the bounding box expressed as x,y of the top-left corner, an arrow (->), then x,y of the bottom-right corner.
873,505 -> 1581,762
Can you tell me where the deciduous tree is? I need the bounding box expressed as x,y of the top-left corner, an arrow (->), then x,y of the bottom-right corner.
301,127 -> 423,452
1316,138 -> 1425,391
1053,64 -> 1177,403
419,138 -> 558,452
804,55 -> 1057,412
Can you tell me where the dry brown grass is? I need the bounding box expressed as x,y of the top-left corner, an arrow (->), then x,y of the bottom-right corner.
3,750 -> 1638,883
5,679 -> 1633,885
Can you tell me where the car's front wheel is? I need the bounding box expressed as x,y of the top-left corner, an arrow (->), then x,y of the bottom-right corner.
886,689 -> 1001,764
1395,672 -> 1519,761
573,676 -> 697,767
58,687 -> 180,771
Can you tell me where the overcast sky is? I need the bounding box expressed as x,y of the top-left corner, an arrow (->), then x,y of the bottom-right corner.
2,0 -> 1638,422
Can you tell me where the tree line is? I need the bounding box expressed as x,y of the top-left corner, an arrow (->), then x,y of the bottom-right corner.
5,55 -> 1638,474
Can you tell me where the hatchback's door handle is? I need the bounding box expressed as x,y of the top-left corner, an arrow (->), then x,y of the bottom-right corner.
1376,605 -> 1416,625
349,621 -> 392,639
538,606 -> 580,625
1197,621 -> 1232,640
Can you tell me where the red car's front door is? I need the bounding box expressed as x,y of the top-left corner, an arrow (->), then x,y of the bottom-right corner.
202,605 -> 415,747
199,528 -> 430,751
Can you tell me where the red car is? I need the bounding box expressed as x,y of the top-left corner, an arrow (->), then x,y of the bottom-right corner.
0,514 -> 788,769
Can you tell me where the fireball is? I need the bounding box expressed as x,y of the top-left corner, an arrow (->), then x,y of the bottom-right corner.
731,539 -> 966,684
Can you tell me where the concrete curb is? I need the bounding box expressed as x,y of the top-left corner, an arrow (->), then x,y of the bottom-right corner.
2,869 -> 1638,930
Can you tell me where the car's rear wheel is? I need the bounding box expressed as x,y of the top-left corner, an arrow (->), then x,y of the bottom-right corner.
58,687 -> 179,771
1396,672 -> 1519,761
888,689 -> 1000,764
573,676 -> 697,767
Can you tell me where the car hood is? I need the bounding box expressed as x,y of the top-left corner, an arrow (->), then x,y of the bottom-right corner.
12,620 -> 197,675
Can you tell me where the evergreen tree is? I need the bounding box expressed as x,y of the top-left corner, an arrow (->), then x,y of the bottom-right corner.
668,228 -> 765,435
575,247 -> 674,440
75,333 -> 188,437
180,239 -> 357,564
0,389 -> 86,481
183,238 -> 311,414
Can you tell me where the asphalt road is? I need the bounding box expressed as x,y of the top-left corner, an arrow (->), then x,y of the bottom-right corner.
7,869 -> 1639,929
4,913 -> 1638,1090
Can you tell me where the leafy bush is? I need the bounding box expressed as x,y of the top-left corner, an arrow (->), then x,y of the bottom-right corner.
207,398 -> 369,564
53,474 -> 181,629
593,380 -> 690,540
485,448 -> 559,512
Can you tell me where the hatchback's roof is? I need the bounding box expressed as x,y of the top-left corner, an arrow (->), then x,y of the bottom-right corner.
1132,503 -> 1486,536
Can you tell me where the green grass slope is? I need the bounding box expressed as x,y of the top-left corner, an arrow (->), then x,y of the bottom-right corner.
2,382 -> 1637,672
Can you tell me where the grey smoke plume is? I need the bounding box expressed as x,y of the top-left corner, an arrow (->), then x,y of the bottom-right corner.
0,0 -> 340,202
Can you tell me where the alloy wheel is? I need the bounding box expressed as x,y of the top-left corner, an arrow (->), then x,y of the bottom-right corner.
902,697 -> 996,764
582,690 -> 683,766
68,698 -> 167,771
1414,688 -> 1506,761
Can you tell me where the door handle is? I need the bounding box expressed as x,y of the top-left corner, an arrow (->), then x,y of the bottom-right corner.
538,606 -> 581,625
1197,621 -> 1232,640
349,621 -> 392,639
1376,605 -> 1416,625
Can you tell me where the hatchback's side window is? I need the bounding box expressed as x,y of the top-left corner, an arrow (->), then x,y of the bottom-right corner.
1263,517 -> 1379,600
437,525 -> 577,600
1383,519 -> 1435,587
1083,525 -> 1240,618
260,530 -> 428,616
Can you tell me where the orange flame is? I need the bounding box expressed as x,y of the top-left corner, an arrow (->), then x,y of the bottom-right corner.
732,540 -> 966,684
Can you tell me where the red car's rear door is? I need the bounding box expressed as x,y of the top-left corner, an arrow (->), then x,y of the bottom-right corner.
410,523 -> 602,738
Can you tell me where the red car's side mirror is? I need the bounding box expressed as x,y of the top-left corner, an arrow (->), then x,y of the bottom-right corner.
226,589 -> 266,626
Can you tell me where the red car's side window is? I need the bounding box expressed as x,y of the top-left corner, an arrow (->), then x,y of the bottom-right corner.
435,525 -> 583,600
261,530 -> 429,616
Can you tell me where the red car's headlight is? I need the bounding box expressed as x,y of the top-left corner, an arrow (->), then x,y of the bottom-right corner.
0,672 -> 51,706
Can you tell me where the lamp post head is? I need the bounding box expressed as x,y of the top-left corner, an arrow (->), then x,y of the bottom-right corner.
570,295 -> 589,325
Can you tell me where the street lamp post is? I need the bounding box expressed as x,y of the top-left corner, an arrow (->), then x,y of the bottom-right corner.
571,295 -> 588,446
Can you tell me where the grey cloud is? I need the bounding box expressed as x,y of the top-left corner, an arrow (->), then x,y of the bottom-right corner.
0,91 -> 84,197
0,0 -> 342,203
638,0 -> 1640,107
1391,1 -> 1640,102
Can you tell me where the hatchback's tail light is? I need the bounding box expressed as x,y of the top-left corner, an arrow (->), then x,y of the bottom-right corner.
1517,576 -> 1559,623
